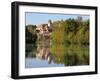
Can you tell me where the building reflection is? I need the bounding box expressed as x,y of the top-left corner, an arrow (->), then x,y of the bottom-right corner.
36,40 -> 53,64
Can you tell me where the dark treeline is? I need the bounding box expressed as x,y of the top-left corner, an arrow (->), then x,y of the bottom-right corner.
26,25 -> 37,43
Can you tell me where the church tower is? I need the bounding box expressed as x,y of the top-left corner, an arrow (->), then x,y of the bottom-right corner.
48,20 -> 52,32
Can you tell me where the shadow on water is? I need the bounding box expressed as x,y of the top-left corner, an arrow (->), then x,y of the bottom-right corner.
25,39 -> 89,68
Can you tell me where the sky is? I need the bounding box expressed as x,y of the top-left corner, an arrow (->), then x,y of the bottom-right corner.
25,12 -> 89,26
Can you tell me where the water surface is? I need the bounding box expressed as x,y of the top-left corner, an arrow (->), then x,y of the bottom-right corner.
25,40 -> 89,68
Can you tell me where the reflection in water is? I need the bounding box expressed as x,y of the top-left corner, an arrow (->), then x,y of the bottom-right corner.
36,40 -> 52,64
25,39 -> 89,68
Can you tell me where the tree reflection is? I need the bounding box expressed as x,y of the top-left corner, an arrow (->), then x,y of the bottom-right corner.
51,44 -> 89,66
